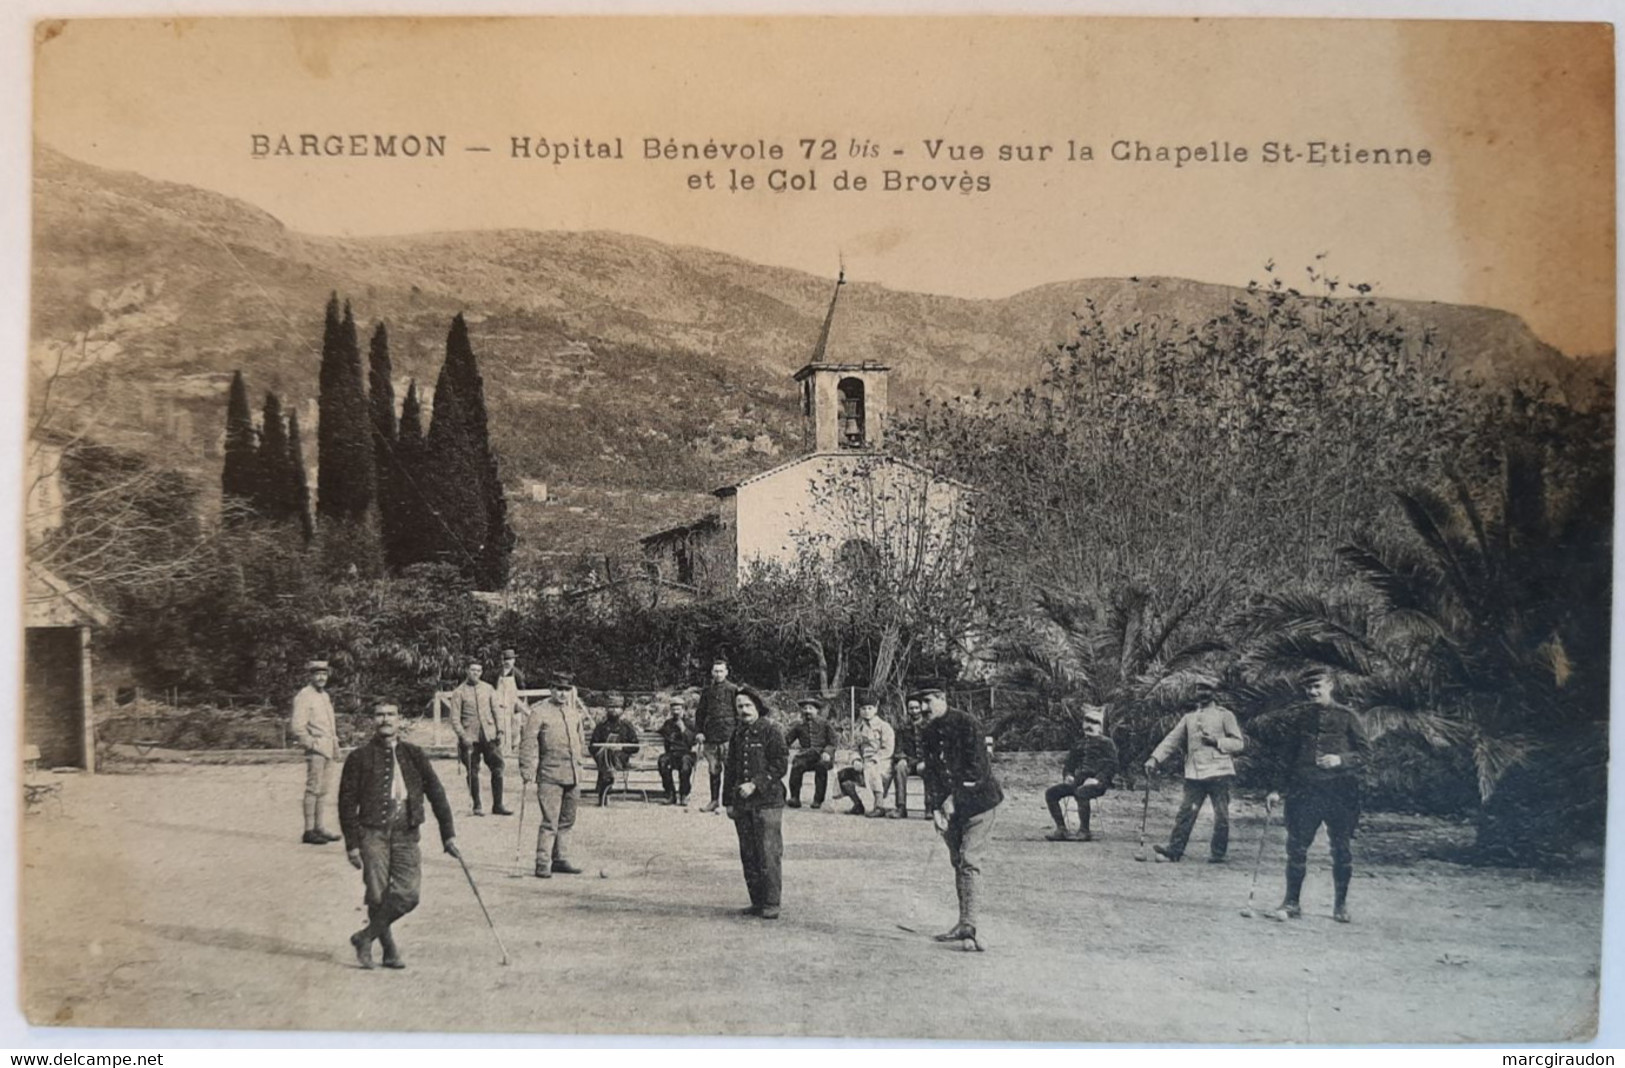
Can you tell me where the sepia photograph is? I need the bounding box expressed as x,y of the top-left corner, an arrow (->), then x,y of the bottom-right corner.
14,12 -> 1617,1045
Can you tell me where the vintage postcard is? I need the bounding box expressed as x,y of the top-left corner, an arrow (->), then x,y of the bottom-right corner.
18,13 -> 1615,1043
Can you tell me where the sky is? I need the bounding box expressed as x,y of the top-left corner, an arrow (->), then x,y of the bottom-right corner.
32,17 -> 1614,354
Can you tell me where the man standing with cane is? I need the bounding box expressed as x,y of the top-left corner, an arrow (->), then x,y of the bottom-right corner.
518,673 -> 589,879
339,702 -> 459,970
291,659 -> 341,845
917,685 -> 1003,950
694,655 -> 740,813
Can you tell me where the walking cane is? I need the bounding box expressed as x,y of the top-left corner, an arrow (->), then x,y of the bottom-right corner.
1239,794 -> 1277,918
454,850 -> 511,965
1133,774 -> 1153,862
509,778 -> 530,877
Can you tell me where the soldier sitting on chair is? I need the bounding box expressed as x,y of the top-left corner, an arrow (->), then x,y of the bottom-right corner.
785,696 -> 838,809
589,693 -> 641,806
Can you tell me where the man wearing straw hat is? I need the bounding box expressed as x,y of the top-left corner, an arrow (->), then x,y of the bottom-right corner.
291,659 -> 341,845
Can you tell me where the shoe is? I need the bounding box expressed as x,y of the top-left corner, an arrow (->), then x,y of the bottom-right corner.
533,864 -> 553,879
1076,830 -> 1094,842
301,830 -> 326,845
701,800 -> 720,813
849,803 -> 866,817
350,931 -> 375,970
471,808 -> 485,817
865,807 -> 889,819
810,802 -> 822,810
1153,845 -> 1180,862
1207,855 -> 1227,864
759,907 -> 780,920
552,860 -> 583,875
1267,902 -> 1301,922
1333,904 -> 1351,924
893,808 -> 908,819
492,806 -> 514,816
381,955 -> 406,970
786,798 -> 802,809
1045,828 -> 1072,842
318,829 -> 342,843
932,923 -> 976,943
679,796 -> 690,807
740,905 -> 763,916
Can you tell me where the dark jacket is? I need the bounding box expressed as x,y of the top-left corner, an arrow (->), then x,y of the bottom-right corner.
722,717 -> 789,810
696,679 -> 741,740
338,737 -> 455,851
920,709 -> 1004,820
1063,734 -> 1119,786
1283,703 -> 1371,790
658,714 -> 697,756
590,716 -> 641,758
784,715 -> 838,760
893,718 -> 923,763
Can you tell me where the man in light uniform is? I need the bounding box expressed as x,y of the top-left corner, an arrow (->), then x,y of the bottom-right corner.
493,648 -> 528,758
448,660 -> 510,817
518,673 -> 589,878
291,659 -> 341,845
838,694 -> 896,818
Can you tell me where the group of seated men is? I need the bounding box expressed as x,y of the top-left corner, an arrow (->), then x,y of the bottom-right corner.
585,687 -> 926,819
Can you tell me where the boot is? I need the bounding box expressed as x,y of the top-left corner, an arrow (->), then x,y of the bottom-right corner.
378,926 -> 405,969
533,862 -> 553,879
302,830 -> 328,845
1153,844 -> 1180,862
552,859 -> 583,875
1268,900 -> 1302,922
349,930 -> 375,970
932,923 -> 976,942
786,797 -> 802,808
1045,827 -> 1072,842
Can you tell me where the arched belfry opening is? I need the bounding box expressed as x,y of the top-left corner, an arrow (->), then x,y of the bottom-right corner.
792,270 -> 890,454
837,377 -> 866,449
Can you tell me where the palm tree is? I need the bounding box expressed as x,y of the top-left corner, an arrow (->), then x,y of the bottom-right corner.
1236,444 -> 1610,861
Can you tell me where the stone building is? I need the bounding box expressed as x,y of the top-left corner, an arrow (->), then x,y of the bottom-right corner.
642,274 -> 970,595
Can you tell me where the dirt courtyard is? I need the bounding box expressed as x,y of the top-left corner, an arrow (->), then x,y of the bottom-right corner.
20,754 -> 1603,1042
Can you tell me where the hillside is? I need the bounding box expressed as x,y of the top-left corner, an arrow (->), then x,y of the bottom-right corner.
30,145 -> 1608,566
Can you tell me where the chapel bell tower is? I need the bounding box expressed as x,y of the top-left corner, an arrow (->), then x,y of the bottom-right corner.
792,270 -> 890,453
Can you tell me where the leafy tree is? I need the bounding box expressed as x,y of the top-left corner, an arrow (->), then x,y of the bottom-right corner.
220,370 -> 259,519
316,295 -> 376,521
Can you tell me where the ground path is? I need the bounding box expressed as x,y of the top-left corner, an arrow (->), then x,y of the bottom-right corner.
21,757 -> 1601,1041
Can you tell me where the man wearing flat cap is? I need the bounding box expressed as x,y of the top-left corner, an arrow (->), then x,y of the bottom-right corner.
656,696 -> 698,806
589,693 -> 641,806
339,701 -> 459,970
1044,705 -> 1119,842
448,660 -> 510,817
784,696 -> 838,809
917,684 -> 1003,949
291,659 -> 341,845
694,655 -> 741,813
493,648 -> 528,759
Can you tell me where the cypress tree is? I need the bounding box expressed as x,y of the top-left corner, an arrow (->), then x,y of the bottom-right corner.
221,370 -> 259,519
368,322 -> 404,567
255,392 -> 290,520
393,380 -> 431,568
424,362 -> 487,576
316,296 -> 376,521
287,409 -> 315,543
439,313 -> 514,589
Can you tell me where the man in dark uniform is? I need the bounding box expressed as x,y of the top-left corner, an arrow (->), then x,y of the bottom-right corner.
694,655 -> 741,813
917,685 -> 1003,950
1268,671 -> 1372,924
723,686 -> 789,919
1043,705 -> 1118,841
889,695 -> 925,819
784,696 -> 838,808
589,693 -> 641,806
338,702 -> 459,970
656,695 -> 697,805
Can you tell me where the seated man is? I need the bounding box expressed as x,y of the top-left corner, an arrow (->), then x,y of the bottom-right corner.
837,695 -> 895,818
784,696 -> 838,808
888,695 -> 925,819
656,695 -> 697,806
1043,705 -> 1118,841
589,694 -> 641,806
